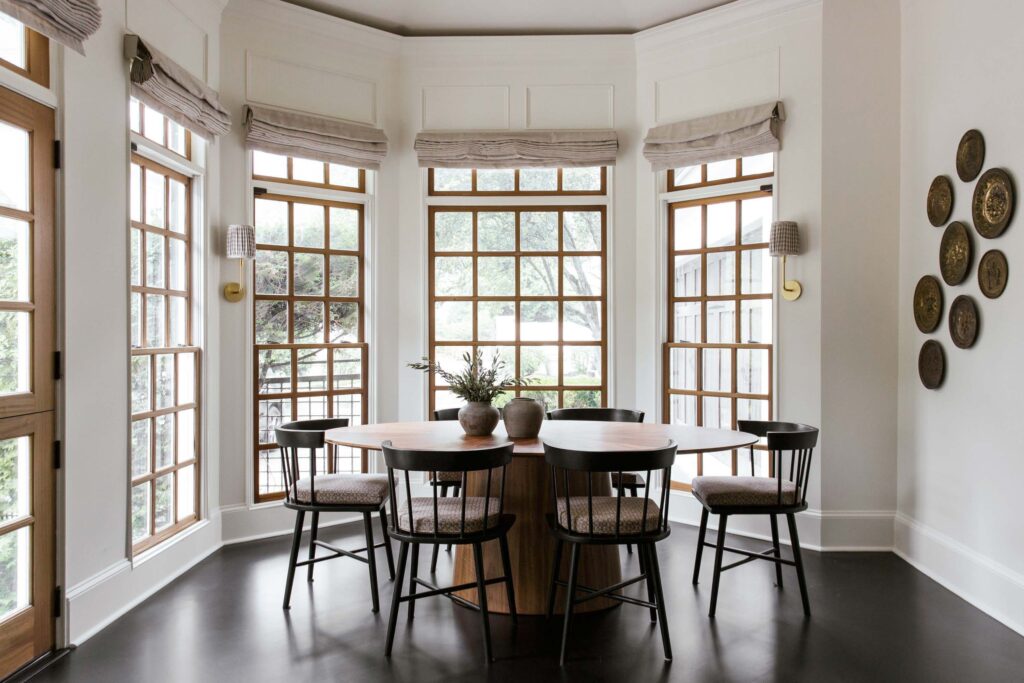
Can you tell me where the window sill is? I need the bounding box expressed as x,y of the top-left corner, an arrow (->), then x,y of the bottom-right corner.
131,518 -> 211,569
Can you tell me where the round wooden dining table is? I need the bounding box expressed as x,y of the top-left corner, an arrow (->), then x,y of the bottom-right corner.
325,419 -> 757,615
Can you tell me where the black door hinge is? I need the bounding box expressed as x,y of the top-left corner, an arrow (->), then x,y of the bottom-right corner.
253,186 -> 268,196
53,440 -> 61,469
53,586 -> 62,618
130,141 -> 138,152
53,351 -> 62,380
53,140 -> 61,169
760,183 -> 774,194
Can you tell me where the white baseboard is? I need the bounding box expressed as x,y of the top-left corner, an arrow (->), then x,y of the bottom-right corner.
894,513 -> 1024,637
65,518 -> 222,645
668,490 -> 895,552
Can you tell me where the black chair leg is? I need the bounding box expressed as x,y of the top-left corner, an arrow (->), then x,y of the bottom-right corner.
545,538 -> 564,619
786,513 -> 811,616
446,485 -> 458,553
384,541 -> 409,657
709,514 -> 728,618
408,543 -> 420,621
641,543 -> 657,623
559,543 -> 581,667
282,510 -> 305,609
648,542 -> 673,662
363,512 -> 380,613
379,507 -> 395,579
430,487 -> 448,572
626,487 -> 636,554
306,511 -> 319,582
472,542 -> 494,663
499,534 -> 518,624
692,507 -> 709,585
769,514 -> 784,589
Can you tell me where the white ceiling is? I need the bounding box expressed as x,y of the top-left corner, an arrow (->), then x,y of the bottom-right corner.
280,0 -> 736,36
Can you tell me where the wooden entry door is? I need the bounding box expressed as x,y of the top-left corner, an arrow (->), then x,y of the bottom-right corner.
0,84 -> 57,678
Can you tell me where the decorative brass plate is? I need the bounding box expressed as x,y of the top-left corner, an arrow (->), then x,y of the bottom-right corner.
956,129 -> 985,182
978,249 -> 1008,299
948,295 -> 979,349
918,340 -> 945,390
913,275 -> 943,333
972,168 -> 1015,238
939,221 -> 972,285
927,175 -> 953,227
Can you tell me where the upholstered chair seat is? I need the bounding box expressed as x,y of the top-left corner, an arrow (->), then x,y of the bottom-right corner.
691,476 -> 797,508
293,474 -> 390,506
397,496 -> 502,534
556,496 -> 662,535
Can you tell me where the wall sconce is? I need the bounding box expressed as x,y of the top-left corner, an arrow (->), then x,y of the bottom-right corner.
223,224 -> 255,302
770,220 -> 802,301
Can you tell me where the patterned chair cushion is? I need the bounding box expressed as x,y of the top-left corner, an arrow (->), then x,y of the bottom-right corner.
397,496 -> 501,534
556,496 -> 662,535
430,471 -> 463,483
691,476 -> 797,507
293,474 -> 389,506
610,472 -> 645,487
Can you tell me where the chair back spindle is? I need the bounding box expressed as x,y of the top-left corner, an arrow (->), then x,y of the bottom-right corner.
737,420 -> 819,507
275,418 -> 351,507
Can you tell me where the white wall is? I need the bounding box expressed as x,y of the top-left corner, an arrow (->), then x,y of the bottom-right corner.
62,0 -> 226,644
897,0 -> 1024,635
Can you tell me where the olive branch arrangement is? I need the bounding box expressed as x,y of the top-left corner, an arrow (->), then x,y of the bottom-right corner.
408,349 -> 531,404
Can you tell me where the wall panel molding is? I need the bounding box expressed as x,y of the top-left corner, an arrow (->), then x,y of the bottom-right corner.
654,48 -> 780,124
526,84 -> 614,129
421,85 -> 510,130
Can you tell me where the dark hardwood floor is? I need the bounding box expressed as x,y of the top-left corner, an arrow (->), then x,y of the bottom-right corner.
34,521 -> 1024,682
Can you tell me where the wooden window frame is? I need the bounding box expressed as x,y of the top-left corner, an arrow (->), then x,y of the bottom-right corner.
667,158 -> 773,192
663,186 -> 775,491
251,188 -> 369,504
427,205 -> 608,414
130,153 -> 200,554
253,154 -> 366,194
0,24 -> 48,88
130,98 -> 193,162
428,167 -> 606,197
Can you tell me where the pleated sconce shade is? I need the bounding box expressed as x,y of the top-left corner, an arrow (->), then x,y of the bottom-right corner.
226,224 -> 256,259
769,221 -> 800,257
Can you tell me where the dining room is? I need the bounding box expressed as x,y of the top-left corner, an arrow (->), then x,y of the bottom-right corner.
1,0 -> 1024,680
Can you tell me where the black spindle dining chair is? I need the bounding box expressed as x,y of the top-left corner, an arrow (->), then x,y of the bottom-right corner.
548,407 -> 646,555
543,440 -> 677,666
428,407 -> 464,571
690,421 -> 819,617
383,441 -> 517,664
275,419 -> 395,612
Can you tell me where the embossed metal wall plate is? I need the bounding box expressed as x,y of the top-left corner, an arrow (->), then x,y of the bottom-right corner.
927,175 -> 954,227
956,129 -> 985,182
918,340 -> 945,390
913,275 -> 943,333
972,168 -> 1015,238
978,249 -> 1008,299
939,221 -> 972,285
948,295 -> 979,349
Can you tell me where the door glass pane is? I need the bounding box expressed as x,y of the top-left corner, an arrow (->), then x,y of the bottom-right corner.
0,436 -> 30,519
0,15 -> 26,69
0,527 -> 31,620
0,217 -> 30,301
0,311 -> 30,394
0,121 -> 29,211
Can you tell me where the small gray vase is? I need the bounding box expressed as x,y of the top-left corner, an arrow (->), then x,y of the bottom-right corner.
502,397 -> 545,438
458,402 -> 500,436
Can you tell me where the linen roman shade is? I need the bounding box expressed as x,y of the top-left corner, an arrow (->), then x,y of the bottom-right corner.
124,34 -> 231,139
0,0 -> 100,54
244,105 -> 389,171
643,101 -> 785,171
414,129 -> 618,169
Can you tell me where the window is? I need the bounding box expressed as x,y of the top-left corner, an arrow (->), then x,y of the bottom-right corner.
130,97 -> 191,160
429,166 -> 606,196
668,153 -> 774,192
427,168 -> 608,413
0,14 -> 48,87
663,156 -> 774,489
251,153 -> 369,503
129,149 -> 201,553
